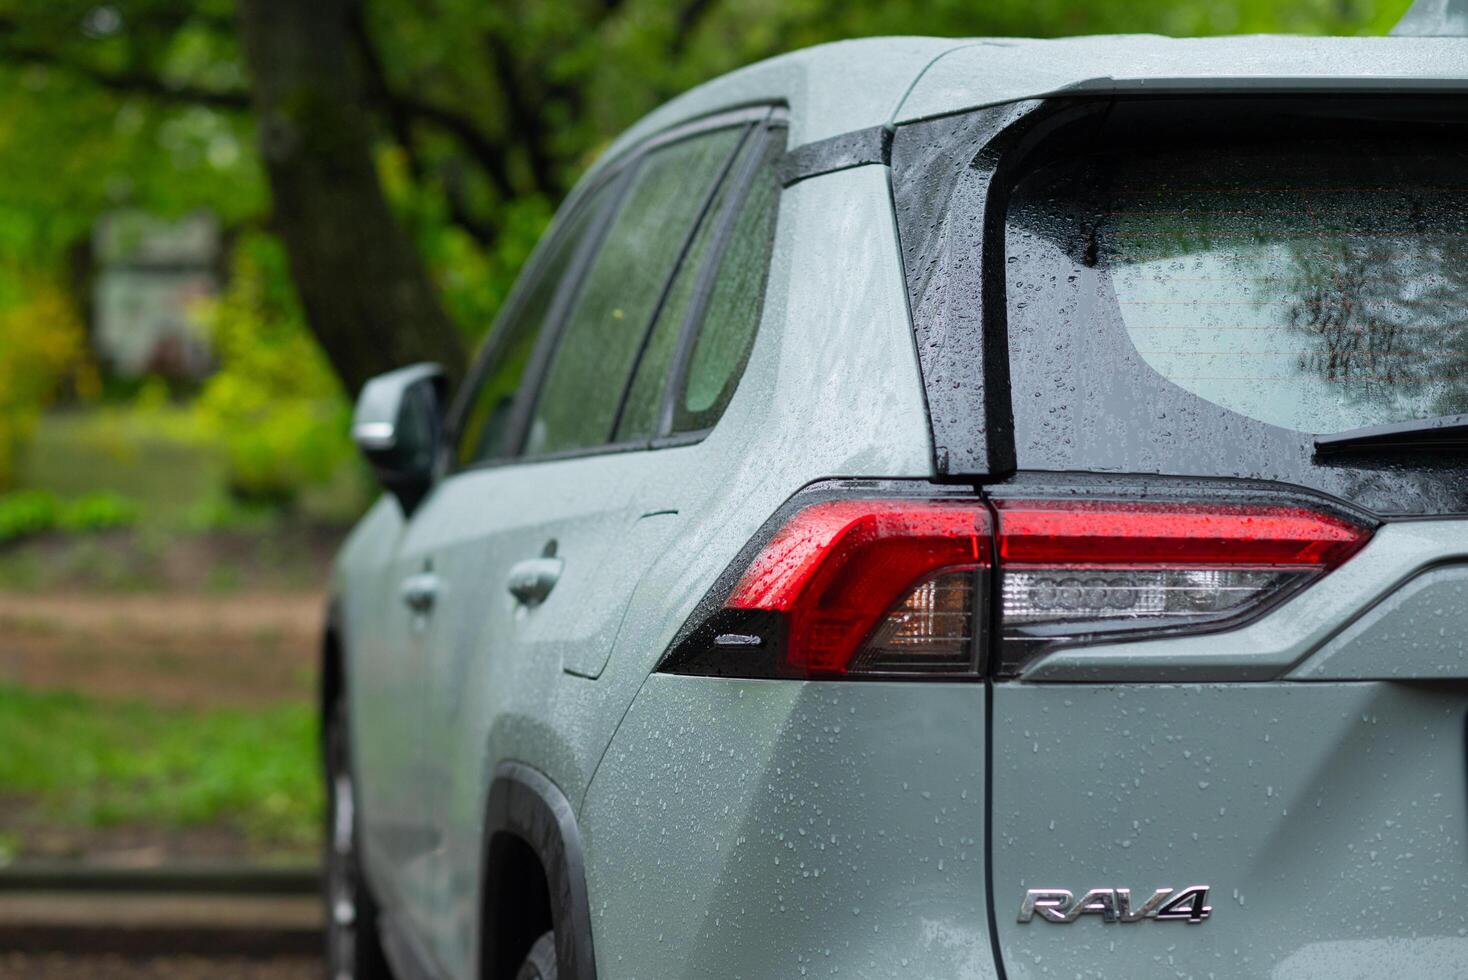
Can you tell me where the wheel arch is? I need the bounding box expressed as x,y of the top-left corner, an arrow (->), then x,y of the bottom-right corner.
479,762 -> 596,980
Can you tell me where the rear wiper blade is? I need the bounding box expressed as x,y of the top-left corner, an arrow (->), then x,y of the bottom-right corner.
1314,414 -> 1468,455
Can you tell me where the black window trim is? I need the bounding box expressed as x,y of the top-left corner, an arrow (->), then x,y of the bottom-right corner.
445,102 -> 789,474
888,97 -> 1073,480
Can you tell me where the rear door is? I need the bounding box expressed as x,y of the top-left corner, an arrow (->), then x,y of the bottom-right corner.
977,99 -> 1468,976
408,112 -> 777,976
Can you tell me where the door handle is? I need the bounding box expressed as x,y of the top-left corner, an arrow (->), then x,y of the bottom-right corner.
507,557 -> 562,607
400,572 -> 441,614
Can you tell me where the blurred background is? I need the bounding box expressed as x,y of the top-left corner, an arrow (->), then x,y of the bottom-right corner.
0,0 -> 1415,974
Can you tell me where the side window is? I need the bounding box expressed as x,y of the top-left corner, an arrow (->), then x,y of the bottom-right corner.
523,127 -> 744,456
615,125 -> 785,441
676,131 -> 784,433
453,184 -> 609,467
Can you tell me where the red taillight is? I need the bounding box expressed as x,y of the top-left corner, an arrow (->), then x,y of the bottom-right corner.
993,499 -> 1370,673
729,499 -> 990,675
673,499 -> 991,677
995,500 -> 1366,567
660,491 -> 1372,680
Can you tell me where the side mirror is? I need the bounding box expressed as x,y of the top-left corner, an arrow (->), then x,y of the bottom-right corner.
352,363 -> 448,516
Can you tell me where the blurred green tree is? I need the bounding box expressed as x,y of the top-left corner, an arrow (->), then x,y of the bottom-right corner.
192,231 -> 357,504
0,0 -> 1414,398
0,280 -> 95,488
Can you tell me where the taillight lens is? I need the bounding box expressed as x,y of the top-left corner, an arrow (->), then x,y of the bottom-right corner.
852,568 -> 978,674
993,499 -> 1370,673
666,498 -> 990,678
660,491 -> 1372,681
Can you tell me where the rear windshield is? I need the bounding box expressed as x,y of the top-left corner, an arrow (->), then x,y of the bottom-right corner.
1094,138 -> 1468,434
995,102 -> 1468,515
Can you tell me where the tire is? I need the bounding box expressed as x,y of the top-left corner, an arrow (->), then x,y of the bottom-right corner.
324,699 -> 394,980
515,931 -> 558,980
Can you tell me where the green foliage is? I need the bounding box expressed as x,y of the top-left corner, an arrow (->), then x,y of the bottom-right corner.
16,400 -> 365,533
381,143 -> 557,342
0,6 -> 268,494
0,490 -> 140,543
0,0 -> 1418,400
180,494 -> 285,533
0,3 -> 260,263
0,684 -> 320,848
57,490 -> 140,532
0,491 -> 57,541
0,283 -> 96,489
191,233 -> 362,506
15,404 -> 225,532
364,0 -> 1413,348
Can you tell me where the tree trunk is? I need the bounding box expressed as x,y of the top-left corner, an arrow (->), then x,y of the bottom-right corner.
236,0 -> 465,395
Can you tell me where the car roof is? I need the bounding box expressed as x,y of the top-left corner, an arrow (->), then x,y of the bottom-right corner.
897,34 -> 1468,122
599,34 -> 1468,170
596,37 -> 959,166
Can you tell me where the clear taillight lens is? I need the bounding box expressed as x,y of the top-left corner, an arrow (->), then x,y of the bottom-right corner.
851,568 -> 980,674
993,499 -> 1371,672
1002,567 -> 1306,625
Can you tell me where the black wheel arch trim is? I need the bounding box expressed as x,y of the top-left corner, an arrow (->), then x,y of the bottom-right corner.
480,762 -> 596,980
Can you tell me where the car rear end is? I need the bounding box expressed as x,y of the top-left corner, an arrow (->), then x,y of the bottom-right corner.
587,39 -> 1468,980
896,76 -> 1468,976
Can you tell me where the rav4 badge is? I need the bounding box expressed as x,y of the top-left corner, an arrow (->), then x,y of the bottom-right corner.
1018,886 -> 1212,924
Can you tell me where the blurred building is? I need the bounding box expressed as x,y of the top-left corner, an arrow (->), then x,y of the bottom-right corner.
92,211 -> 220,380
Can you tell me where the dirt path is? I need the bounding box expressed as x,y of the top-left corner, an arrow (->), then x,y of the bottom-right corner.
0,796 -> 295,866
0,889 -> 321,975
0,591 -> 324,707
0,954 -> 320,978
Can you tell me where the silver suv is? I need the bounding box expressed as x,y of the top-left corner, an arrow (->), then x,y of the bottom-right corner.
325,34 -> 1468,980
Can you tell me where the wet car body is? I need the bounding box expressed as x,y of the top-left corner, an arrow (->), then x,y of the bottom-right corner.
327,33 -> 1468,980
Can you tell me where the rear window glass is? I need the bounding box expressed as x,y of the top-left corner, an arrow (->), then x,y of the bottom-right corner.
1020,136 -> 1468,434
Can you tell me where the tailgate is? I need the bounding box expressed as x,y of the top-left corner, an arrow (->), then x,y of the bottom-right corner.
990,520 -> 1468,977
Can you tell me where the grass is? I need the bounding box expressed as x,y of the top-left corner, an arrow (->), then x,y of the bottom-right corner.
16,406 -> 370,533
0,407 -> 355,594
0,684 -> 322,851
0,489 -> 139,544
0,405 -> 346,857
17,407 -> 225,529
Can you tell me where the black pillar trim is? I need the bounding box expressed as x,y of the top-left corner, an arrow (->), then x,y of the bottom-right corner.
777,124 -> 892,187
889,99 -> 1110,477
